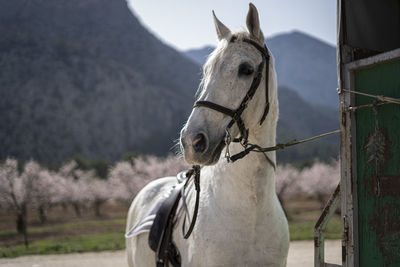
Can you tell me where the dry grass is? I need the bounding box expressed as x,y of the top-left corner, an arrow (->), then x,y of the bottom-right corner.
0,197 -> 341,258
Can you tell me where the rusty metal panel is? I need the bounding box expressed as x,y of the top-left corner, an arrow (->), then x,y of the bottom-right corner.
353,57 -> 400,266
338,36 -> 359,267
339,74 -> 358,267
338,0 -> 400,265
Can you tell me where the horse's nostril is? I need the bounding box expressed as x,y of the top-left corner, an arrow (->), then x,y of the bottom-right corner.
193,133 -> 207,153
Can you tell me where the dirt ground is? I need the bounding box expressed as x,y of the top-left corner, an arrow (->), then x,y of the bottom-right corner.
0,240 -> 341,267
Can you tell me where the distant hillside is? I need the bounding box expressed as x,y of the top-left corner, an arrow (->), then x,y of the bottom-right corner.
184,31 -> 338,108
0,0 -> 338,165
0,0 -> 201,164
278,87 -> 338,139
276,87 -> 338,163
185,46 -> 214,66
269,31 -> 338,109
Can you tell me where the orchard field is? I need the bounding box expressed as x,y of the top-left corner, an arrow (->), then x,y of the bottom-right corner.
0,156 -> 341,258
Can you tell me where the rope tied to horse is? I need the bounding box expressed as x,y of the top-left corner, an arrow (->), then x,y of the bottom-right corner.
224,129 -> 341,163
182,128 -> 341,241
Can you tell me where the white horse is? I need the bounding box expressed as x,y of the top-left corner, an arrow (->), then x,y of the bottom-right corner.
126,3 -> 289,266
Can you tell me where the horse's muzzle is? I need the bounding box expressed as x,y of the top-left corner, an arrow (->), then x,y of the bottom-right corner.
180,128 -> 224,165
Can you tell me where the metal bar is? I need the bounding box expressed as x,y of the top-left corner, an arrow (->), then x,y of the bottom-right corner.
345,101 -> 387,112
314,183 -> 341,267
345,48 -> 400,71
342,88 -> 400,105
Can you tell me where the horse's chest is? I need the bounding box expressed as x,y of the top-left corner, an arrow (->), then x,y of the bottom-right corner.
185,234 -> 285,267
185,215 -> 276,264
176,198 -> 289,266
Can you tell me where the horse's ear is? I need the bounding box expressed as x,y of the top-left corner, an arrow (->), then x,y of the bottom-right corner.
213,11 -> 230,41
246,3 -> 263,42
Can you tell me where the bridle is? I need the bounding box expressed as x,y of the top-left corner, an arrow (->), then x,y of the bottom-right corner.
193,37 -> 273,164
181,37 -> 274,241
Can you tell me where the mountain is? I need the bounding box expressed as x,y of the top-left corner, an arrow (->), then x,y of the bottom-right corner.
268,31 -> 338,109
276,87 -> 338,163
0,1 -> 338,165
278,87 -> 338,139
185,46 -> 214,67
184,31 -> 338,108
0,0 -> 201,164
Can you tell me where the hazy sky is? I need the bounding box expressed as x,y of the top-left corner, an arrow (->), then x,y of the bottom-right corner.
128,0 -> 337,51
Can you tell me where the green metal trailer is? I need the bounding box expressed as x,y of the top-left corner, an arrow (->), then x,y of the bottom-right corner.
315,1 -> 400,266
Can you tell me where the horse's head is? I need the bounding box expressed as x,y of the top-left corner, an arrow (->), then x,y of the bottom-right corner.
180,3 -> 277,166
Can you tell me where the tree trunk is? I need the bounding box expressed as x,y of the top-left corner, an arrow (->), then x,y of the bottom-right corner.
73,203 -> 81,217
94,200 -> 103,217
16,206 -> 29,248
16,213 -> 24,234
17,208 -> 26,234
62,203 -> 68,211
38,205 -> 47,224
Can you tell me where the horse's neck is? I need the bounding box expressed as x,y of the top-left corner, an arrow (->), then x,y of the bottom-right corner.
202,119 -> 277,212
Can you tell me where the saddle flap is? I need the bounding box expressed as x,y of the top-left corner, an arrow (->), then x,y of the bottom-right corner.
126,208 -> 159,238
148,182 -> 184,252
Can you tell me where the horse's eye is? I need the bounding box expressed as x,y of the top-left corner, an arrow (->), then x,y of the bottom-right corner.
238,63 -> 254,76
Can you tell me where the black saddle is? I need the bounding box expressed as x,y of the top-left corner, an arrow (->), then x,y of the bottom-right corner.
148,175 -> 185,267
148,167 -> 200,267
